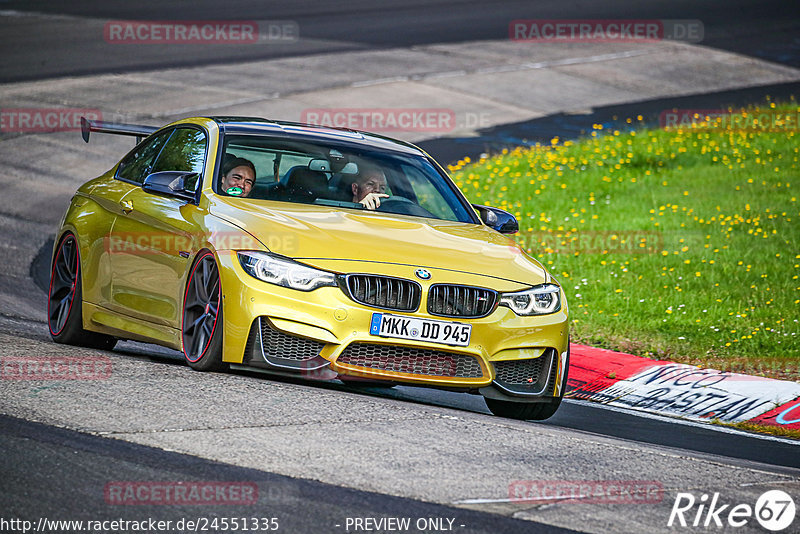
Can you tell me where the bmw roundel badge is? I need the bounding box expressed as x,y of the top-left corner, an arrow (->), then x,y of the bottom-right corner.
415,268 -> 431,280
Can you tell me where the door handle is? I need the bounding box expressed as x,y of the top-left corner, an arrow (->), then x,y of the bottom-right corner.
119,200 -> 133,214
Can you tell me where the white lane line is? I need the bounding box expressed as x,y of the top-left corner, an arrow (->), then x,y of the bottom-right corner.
420,70 -> 468,80
0,9 -> 93,21
519,49 -> 655,69
455,496 -> 573,505
351,76 -> 410,88
564,398 -> 800,445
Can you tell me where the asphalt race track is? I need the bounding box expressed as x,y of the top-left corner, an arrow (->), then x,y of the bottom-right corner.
1,0 -> 799,82
1,414 -> 581,534
1,2 -> 799,533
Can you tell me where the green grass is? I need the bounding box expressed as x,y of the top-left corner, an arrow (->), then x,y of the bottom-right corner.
714,420 -> 800,440
450,101 -> 800,380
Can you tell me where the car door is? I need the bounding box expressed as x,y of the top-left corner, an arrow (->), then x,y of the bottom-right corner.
86,130 -> 172,308
108,126 -> 208,330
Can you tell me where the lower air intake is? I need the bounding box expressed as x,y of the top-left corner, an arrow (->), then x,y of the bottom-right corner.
259,318 -> 324,362
494,358 -> 545,385
337,343 -> 483,378
492,349 -> 555,394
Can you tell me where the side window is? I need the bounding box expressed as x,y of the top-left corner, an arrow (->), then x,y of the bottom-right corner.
151,128 -> 207,192
116,131 -> 171,184
278,153 -> 314,177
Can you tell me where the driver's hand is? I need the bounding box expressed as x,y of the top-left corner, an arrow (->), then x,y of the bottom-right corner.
359,193 -> 389,210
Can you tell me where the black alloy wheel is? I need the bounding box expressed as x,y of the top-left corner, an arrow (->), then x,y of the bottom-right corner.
48,235 -> 78,336
182,252 -> 225,371
48,233 -> 117,350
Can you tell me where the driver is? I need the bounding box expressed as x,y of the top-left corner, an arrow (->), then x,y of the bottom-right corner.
220,156 -> 256,197
350,164 -> 389,210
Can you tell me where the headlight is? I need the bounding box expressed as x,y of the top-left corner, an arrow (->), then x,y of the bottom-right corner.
499,284 -> 561,316
237,251 -> 337,291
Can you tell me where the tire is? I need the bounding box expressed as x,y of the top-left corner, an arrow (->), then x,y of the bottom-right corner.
484,397 -> 562,421
48,233 -> 117,350
182,251 -> 226,371
484,347 -> 570,421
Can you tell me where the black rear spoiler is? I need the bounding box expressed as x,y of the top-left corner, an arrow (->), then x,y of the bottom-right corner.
81,117 -> 158,144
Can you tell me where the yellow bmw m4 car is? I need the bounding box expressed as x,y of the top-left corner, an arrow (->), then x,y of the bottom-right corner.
48,116 -> 569,420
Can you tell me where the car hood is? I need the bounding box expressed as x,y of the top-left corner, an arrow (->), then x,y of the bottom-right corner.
210,198 -> 548,287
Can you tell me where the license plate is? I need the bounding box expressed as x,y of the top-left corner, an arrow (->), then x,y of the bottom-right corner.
369,313 -> 472,347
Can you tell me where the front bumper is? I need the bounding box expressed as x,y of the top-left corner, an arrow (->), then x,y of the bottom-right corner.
217,251 -> 569,397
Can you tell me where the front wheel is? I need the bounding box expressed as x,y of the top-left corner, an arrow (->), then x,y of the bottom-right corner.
48,233 -> 117,350
484,397 -> 562,421
485,348 -> 569,420
182,252 -> 226,371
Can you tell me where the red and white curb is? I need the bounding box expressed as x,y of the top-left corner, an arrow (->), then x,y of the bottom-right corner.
567,344 -> 800,431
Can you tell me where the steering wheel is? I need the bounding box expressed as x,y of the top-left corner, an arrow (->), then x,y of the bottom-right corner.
376,196 -> 436,218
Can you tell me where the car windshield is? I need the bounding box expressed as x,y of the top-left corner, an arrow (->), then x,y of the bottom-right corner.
217,134 -> 476,223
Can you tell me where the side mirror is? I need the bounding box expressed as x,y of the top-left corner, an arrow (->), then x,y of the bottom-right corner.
473,204 -> 519,234
142,171 -> 198,202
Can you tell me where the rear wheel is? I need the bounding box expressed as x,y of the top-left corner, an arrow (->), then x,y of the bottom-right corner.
182,252 -> 225,371
48,233 -> 117,350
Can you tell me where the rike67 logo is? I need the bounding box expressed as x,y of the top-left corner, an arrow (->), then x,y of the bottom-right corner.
668,490 -> 795,531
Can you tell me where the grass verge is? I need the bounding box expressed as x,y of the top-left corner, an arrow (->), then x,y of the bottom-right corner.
713,419 -> 800,440
450,100 -> 799,382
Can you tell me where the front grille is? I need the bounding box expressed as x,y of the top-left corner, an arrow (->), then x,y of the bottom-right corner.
427,284 -> 497,318
338,343 -> 483,378
345,274 -> 421,311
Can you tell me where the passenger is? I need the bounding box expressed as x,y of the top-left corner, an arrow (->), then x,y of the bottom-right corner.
220,156 -> 256,197
350,164 -> 389,210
